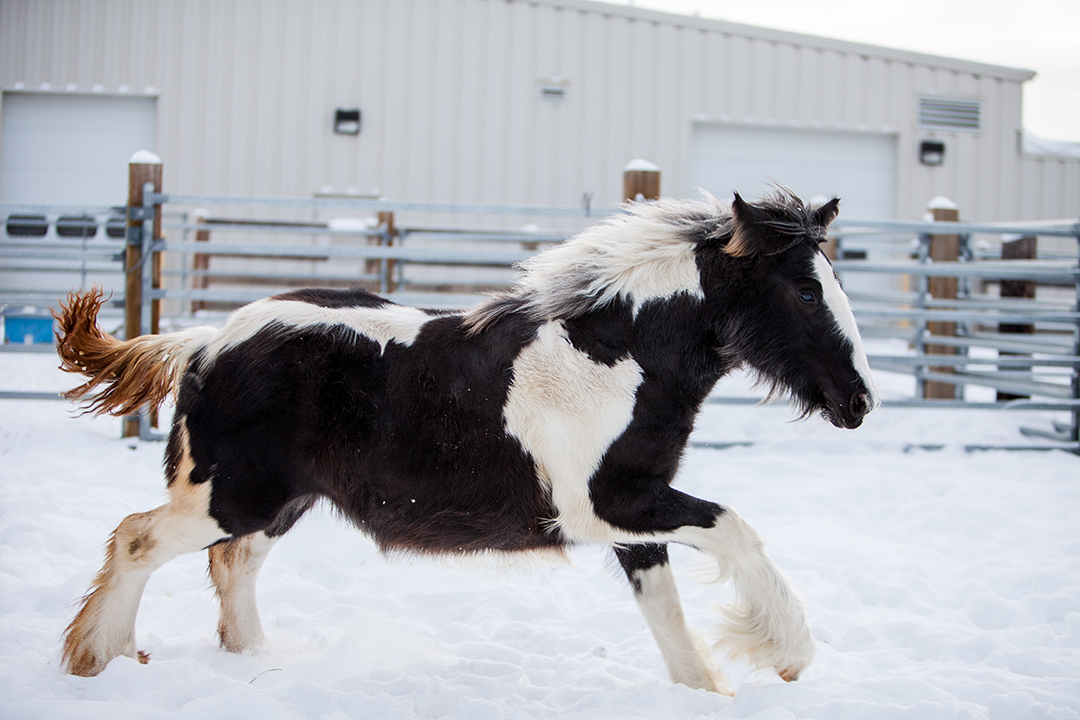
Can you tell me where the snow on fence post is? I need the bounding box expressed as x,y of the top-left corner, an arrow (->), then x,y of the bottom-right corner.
923,197 -> 960,400
623,159 -> 660,202
123,151 -> 163,438
997,235 -> 1037,401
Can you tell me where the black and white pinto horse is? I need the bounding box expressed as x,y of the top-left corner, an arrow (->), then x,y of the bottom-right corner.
56,190 -> 878,694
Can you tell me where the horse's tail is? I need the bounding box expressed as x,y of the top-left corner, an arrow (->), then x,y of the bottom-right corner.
55,289 -> 218,417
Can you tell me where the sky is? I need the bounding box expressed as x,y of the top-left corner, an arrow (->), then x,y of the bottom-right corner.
628,0 -> 1080,143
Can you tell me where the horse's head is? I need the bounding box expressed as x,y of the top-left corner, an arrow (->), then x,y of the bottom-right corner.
706,191 -> 879,429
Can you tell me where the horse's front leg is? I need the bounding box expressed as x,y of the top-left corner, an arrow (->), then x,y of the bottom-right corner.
599,489 -> 815,683
676,504 -> 815,682
613,543 -> 732,694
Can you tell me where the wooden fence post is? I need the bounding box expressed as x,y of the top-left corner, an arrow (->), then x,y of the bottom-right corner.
623,159 -> 660,201
997,235 -> 1037,401
376,211 -> 397,294
192,209 -> 210,313
123,151 -> 163,437
923,198 -> 960,400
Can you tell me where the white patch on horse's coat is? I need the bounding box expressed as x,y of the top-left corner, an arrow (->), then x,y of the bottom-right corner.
812,252 -> 880,409
631,562 -> 732,694
503,320 -> 645,542
206,299 -> 432,360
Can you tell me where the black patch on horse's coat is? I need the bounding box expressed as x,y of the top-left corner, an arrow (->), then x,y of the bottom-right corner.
584,293 -> 727,534
563,301 -> 634,367
271,287 -> 391,309
614,543 -> 670,595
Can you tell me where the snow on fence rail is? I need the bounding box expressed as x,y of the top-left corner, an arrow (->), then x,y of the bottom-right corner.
2,159 -> 1078,451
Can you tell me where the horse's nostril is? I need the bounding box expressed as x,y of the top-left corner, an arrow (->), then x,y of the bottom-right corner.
850,392 -> 870,417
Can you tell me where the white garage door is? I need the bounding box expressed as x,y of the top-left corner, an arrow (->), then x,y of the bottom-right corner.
1,93 -> 156,308
1,92 -> 156,205
691,124 -> 897,294
690,124 -> 896,223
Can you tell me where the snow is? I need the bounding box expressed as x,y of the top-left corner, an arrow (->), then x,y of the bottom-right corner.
2,345 -> 1079,719
1024,131 -> 1080,160
927,196 -> 959,211
128,150 -> 163,165
624,159 -> 661,173
326,217 -> 378,233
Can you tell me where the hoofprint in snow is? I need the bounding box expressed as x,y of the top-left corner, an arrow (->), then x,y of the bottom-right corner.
1,346 -> 1078,719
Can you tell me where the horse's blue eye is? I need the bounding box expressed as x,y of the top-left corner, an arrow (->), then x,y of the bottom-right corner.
799,290 -> 816,303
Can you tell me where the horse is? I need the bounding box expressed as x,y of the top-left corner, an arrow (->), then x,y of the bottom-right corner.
54,189 -> 878,694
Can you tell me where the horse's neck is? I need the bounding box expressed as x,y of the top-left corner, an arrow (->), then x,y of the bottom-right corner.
628,297 -> 726,401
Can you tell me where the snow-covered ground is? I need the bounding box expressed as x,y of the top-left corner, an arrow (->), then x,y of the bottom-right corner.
1,343 -> 1078,719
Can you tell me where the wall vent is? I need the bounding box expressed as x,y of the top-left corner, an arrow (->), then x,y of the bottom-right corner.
919,97 -> 981,132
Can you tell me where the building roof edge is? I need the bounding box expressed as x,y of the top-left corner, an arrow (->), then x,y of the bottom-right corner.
526,0 -> 1037,83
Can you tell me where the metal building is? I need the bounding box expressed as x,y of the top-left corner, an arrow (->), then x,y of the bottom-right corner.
2,0 -> 1078,223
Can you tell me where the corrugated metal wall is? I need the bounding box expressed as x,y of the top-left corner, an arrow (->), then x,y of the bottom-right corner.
1,0 -> 1077,223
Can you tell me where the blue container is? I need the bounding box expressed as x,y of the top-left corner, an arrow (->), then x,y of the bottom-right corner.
3,309 -> 56,345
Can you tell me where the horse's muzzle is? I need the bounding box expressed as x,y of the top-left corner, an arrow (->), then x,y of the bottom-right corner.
823,391 -> 873,429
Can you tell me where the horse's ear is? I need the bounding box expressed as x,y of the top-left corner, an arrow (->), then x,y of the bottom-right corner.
812,198 -> 840,229
725,192 -> 783,258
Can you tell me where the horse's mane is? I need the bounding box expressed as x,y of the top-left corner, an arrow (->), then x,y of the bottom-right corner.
463,196 -> 727,333
463,188 -> 826,333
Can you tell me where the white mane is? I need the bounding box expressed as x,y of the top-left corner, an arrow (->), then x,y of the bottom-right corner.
465,197 -> 730,332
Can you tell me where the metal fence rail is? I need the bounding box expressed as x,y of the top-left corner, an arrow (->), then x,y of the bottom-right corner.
0,203 -> 129,310
3,194 -> 1079,451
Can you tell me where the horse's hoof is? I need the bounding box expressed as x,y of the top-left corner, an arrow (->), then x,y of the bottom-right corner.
778,666 -> 799,682
137,650 -> 150,665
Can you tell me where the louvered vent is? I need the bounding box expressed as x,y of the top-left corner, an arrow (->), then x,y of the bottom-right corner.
919,97 -> 981,132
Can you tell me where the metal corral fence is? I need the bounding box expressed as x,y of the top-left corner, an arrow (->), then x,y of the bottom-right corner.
829,215 -> 1080,451
0,203 -> 129,323
2,176 -> 1078,452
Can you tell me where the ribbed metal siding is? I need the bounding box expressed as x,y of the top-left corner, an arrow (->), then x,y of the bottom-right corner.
1,0 -> 1077,224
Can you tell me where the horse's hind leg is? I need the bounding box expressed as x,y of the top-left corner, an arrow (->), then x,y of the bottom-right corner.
614,543 -> 732,695
209,533 -> 277,653
208,495 -> 314,653
62,478 -> 226,676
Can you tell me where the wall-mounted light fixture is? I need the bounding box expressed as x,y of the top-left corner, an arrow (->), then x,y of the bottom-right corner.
334,109 -> 361,135
538,77 -> 569,104
919,140 -> 945,166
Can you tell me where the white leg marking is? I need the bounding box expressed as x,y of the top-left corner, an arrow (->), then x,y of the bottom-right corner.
210,532 -> 278,653
62,477 -> 228,676
503,320 -> 644,542
673,509 -> 815,681
813,252 -> 880,409
632,562 -> 732,694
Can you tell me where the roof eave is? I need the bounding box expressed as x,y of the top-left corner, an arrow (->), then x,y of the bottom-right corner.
532,0 -> 1037,83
